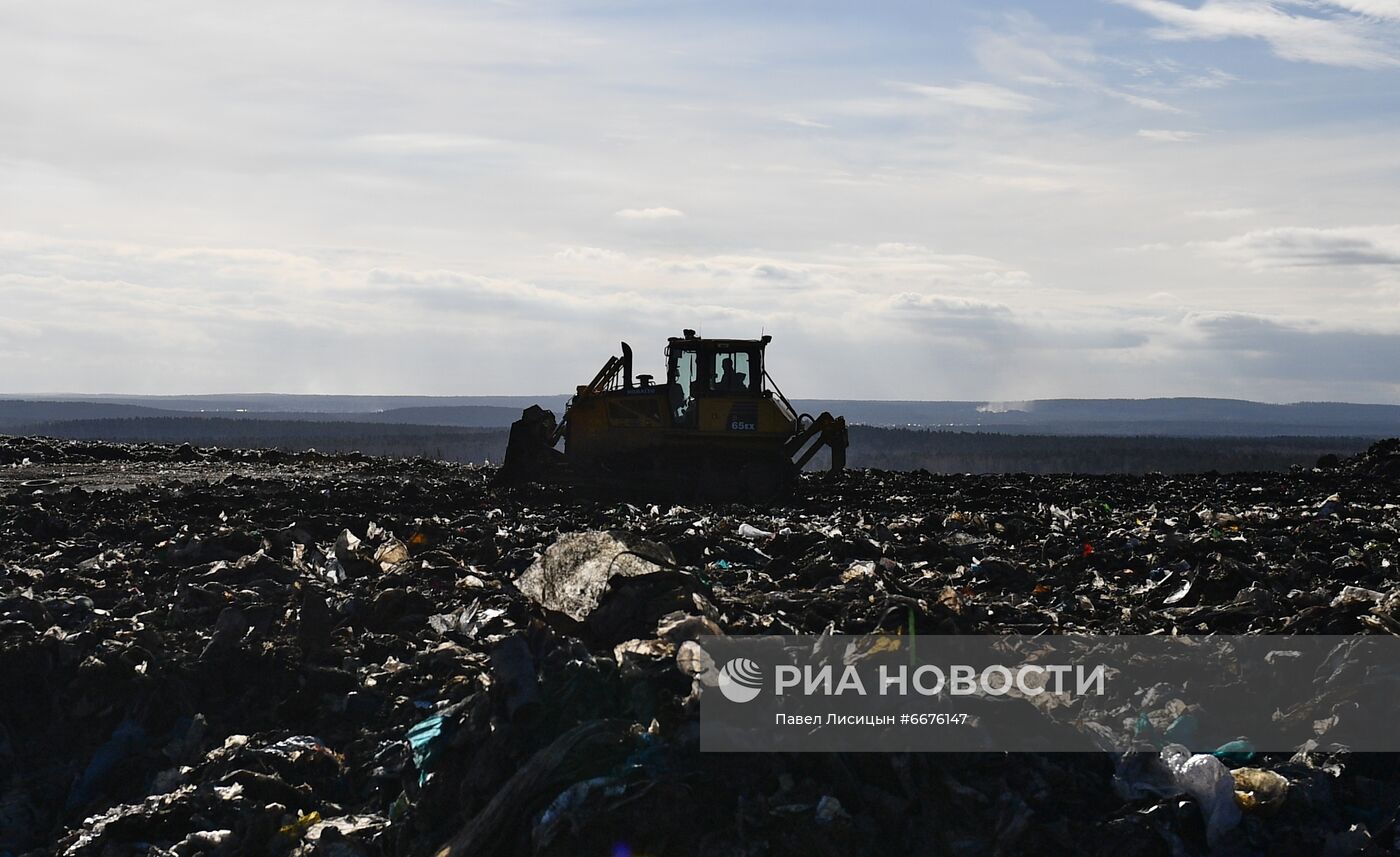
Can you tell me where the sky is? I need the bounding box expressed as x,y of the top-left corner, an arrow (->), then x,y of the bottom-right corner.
3,1 -> 1400,402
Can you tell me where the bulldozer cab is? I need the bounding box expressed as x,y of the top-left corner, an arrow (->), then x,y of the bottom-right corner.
667,330 -> 768,427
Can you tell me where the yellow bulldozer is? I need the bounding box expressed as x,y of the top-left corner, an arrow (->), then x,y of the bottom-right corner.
498,329 -> 849,500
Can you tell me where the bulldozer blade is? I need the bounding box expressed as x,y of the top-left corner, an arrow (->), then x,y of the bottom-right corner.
495,405 -> 567,486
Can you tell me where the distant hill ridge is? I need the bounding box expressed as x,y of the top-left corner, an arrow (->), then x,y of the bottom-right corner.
3,394 -> 1399,437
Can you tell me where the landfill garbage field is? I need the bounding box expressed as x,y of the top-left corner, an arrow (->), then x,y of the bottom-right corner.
4,433 -> 1400,857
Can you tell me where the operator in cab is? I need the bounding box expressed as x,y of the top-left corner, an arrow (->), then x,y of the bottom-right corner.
717,357 -> 746,391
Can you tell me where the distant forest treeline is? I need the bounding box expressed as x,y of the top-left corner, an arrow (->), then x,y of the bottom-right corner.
847,426 -> 1372,474
9,416 -> 1377,474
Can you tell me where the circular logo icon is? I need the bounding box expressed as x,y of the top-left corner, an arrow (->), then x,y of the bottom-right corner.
718,657 -> 764,703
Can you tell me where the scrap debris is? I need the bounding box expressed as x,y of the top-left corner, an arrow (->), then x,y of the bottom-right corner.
2,435 -> 1400,856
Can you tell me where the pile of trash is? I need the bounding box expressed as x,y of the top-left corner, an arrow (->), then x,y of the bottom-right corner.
2,435 -> 1400,856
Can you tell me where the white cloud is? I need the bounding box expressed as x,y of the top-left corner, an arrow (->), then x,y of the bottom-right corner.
884,291 -> 1013,317
555,245 -> 627,264
1323,0 -> 1400,22
778,114 -> 832,129
971,13 -> 1192,111
1188,207 -> 1257,218
1137,128 -> 1203,141
972,12 -> 1098,85
1113,0 -> 1400,69
1115,92 -> 1186,113
614,207 -> 685,220
1180,67 -> 1239,89
349,133 -> 502,152
1204,225 -> 1400,268
886,80 -> 1039,111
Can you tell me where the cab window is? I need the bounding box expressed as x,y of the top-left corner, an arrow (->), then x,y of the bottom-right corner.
670,347 -> 698,424
710,350 -> 752,392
